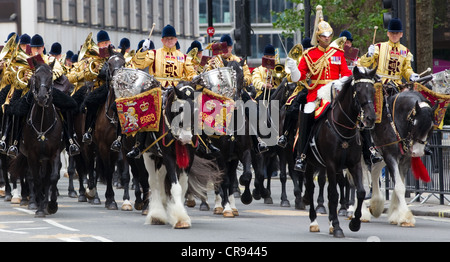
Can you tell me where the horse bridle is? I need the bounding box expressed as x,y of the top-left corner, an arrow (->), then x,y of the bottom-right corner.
31,66 -> 54,108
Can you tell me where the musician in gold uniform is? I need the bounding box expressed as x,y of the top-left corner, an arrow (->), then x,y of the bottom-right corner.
127,24 -> 197,158
358,18 -> 418,87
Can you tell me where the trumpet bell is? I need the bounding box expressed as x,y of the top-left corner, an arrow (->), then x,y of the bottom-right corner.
285,43 -> 303,74
79,32 -> 100,61
0,33 -> 17,61
330,36 -> 347,49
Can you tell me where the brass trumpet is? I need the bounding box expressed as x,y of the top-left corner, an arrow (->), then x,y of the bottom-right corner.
284,43 -> 303,74
0,34 -> 17,61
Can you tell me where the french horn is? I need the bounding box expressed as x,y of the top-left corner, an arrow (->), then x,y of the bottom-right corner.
0,33 -> 17,61
284,43 -> 303,74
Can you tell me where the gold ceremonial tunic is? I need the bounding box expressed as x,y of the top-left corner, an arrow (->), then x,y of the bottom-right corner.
251,65 -> 283,98
358,40 -> 414,86
131,46 -> 197,87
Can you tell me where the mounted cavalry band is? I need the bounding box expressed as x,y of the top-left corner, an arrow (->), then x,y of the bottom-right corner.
0,4 -> 449,235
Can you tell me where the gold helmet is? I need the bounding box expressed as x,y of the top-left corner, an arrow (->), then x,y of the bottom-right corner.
311,5 -> 333,46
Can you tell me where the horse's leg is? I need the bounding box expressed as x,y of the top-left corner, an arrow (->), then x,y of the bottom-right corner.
316,169 -> 327,214
144,154 -> 168,225
326,165 -> 344,238
165,162 -> 191,229
369,161 -> 385,217
222,160 -> 238,217
102,155 -> 118,210
31,160 -> 46,217
278,151 -> 290,207
120,154 -> 133,211
337,171 -> 348,216
67,156 -> 78,198
305,164 -> 319,233
47,156 -> 61,215
348,162 -> 366,233
391,157 -> 415,227
239,149 -> 254,205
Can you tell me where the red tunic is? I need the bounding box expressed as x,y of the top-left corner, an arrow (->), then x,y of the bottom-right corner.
298,46 -> 352,103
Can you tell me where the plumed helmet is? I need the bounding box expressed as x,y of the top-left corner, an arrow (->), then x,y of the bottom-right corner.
311,5 -> 333,46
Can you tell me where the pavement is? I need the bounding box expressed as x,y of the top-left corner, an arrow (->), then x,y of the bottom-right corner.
403,193 -> 450,218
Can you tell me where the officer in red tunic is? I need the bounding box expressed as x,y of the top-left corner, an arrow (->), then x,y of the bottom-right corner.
294,5 -> 352,172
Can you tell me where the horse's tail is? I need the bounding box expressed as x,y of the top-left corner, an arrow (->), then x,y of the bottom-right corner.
187,156 -> 223,200
8,153 -> 28,181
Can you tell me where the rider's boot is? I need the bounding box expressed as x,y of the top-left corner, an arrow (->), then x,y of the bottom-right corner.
361,129 -> 382,167
277,111 -> 297,148
294,111 -> 314,172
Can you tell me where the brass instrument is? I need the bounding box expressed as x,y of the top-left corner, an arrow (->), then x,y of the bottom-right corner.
0,34 -> 17,61
79,33 -> 104,76
187,47 -> 200,66
11,46 -> 32,87
273,48 -> 286,81
284,43 -> 303,74
330,36 -> 347,49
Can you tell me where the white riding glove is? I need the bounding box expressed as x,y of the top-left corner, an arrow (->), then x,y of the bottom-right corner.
410,73 -> 420,82
367,45 -> 375,57
286,57 -> 301,82
141,38 -> 151,52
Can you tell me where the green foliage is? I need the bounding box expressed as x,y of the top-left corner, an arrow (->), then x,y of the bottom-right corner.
272,0 -> 388,52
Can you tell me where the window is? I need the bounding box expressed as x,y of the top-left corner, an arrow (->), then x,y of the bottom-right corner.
53,0 -> 62,23
250,33 -> 293,59
37,0 -> 46,22
97,0 -> 105,27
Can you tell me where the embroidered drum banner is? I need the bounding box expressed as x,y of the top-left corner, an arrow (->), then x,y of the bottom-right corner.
197,88 -> 235,135
116,87 -> 162,136
415,83 -> 450,129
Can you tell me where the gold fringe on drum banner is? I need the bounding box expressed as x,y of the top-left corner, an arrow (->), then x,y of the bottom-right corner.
414,83 -> 450,129
197,88 -> 235,135
374,82 -> 383,123
115,88 -> 162,136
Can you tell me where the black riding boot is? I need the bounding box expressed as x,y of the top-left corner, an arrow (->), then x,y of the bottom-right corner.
294,112 -> 314,172
82,109 -> 96,144
277,110 -> 298,148
127,132 -> 149,159
361,129 -> 382,168
110,123 -> 122,152
7,115 -> 22,158
251,135 -> 269,154
63,112 -> 80,156
0,112 -> 12,153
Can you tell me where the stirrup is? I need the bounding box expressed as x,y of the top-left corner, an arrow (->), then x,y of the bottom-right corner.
68,144 -> 80,156
6,145 -> 18,158
110,137 -> 122,152
294,154 -> 307,172
82,132 -> 92,144
256,138 -> 269,154
0,139 -> 7,153
369,146 -> 383,164
277,135 -> 288,148
126,147 -> 141,159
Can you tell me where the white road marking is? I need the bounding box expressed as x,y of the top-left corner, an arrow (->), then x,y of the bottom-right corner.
43,219 -> 79,232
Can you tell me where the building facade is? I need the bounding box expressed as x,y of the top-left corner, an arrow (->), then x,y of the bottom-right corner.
1,0 -> 201,56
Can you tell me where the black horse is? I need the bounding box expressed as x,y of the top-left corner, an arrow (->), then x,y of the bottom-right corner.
369,87 -> 436,227
303,67 -> 377,238
143,80 -> 222,228
16,62 -> 64,217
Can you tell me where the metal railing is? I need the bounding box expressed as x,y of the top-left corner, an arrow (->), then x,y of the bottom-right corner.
384,126 -> 450,205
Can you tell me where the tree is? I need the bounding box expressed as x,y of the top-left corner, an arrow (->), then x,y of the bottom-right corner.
272,0 -> 387,52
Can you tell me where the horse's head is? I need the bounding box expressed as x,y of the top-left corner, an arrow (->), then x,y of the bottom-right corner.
168,81 -> 196,145
99,45 -> 126,81
405,96 -> 436,157
30,62 -> 54,107
352,66 -> 377,129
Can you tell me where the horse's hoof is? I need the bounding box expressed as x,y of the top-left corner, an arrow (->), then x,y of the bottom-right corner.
338,208 -> 347,217
316,205 -> 327,214
78,195 -> 87,202
295,197 -> 306,210
68,191 -> 78,198
264,197 -> 273,205
142,208 -> 148,216
280,200 -> 291,207
35,210 -> 46,218
232,208 -> 239,216
134,201 -> 144,211
174,221 -> 191,229
151,218 -> 166,225
47,202 -> 58,215
106,200 -> 118,210
252,189 -> 261,200
185,199 -> 196,208
333,228 -> 345,238
223,210 -> 235,218
349,219 -> 361,232
121,200 -> 133,211
28,202 -> 38,210
213,207 -> 223,215
4,194 -> 12,202
85,188 -> 97,200
310,225 -> 320,232
400,222 -> 415,227
241,188 -> 252,205
199,202 -> 210,211
90,197 -> 101,205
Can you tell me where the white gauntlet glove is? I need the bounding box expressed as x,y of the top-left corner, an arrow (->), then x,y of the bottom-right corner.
286,57 -> 301,82
409,73 -> 420,82
367,45 -> 375,57
142,38 -> 151,52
